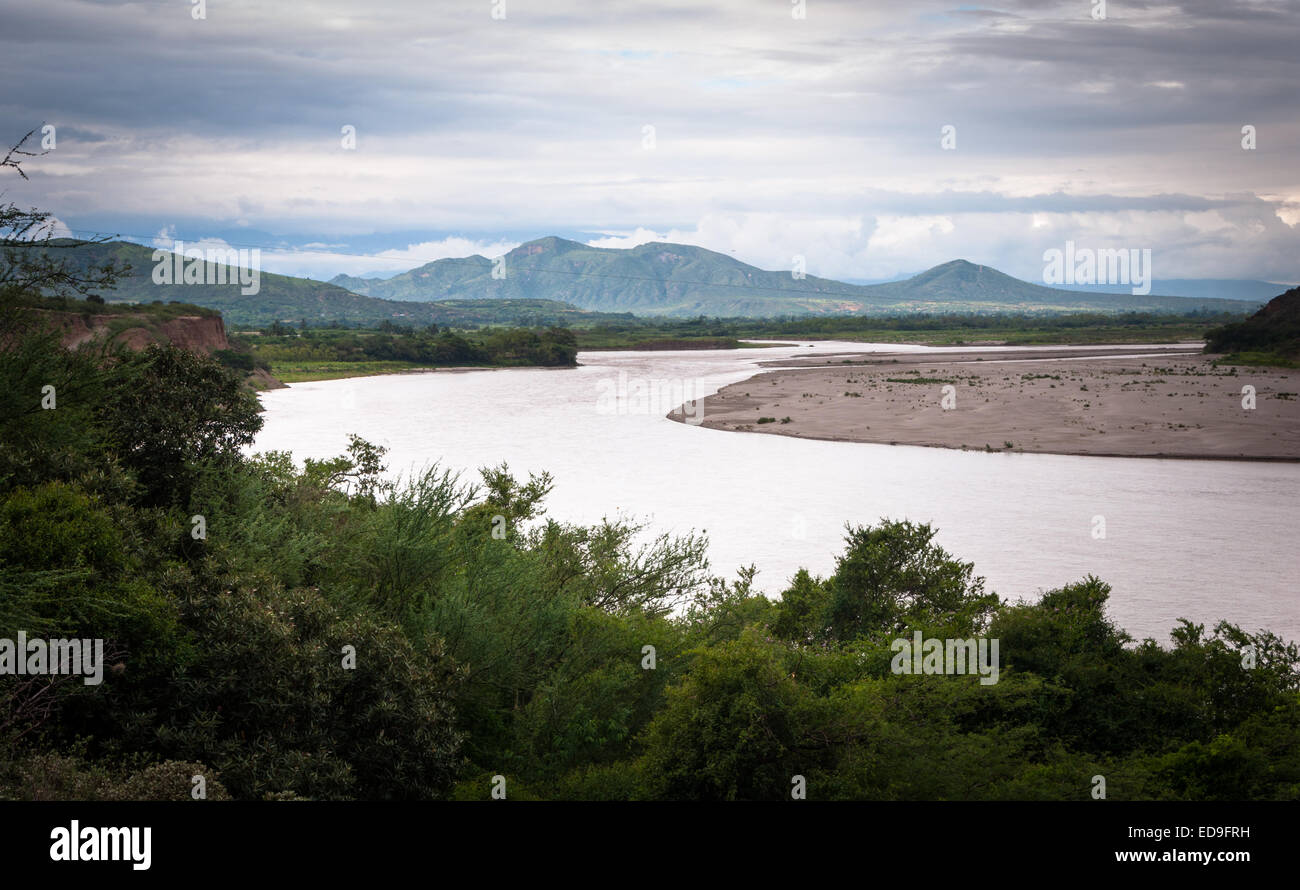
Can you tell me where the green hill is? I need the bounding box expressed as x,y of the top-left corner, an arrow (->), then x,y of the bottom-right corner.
861,259 -> 1247,313
330,236 -> 872,315
1205,285 -> 1300,364
332,237 -> 1258,317
7,237 -> 1262,325
2,239 -> 627,329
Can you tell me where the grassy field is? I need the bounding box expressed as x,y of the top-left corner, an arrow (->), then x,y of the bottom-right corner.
575,320 -> 1218,350
824,323 -> 1210,346
1214,351 -> 1300,369
269,360 -> 431,382
271,322 -> 1220,382
240,311 -> 1258,384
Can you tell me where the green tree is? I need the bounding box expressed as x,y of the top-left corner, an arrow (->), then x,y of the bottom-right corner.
96,344 -> 262,507
772,568 -> 831,642
637,629 -> 830,800
136,577 -> 464,800
825,520 -> 999,641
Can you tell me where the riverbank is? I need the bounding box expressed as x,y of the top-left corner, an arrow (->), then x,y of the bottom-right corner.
267,360 -> 577,384
569,313 -> 1246,351
671,346 -> 1300,460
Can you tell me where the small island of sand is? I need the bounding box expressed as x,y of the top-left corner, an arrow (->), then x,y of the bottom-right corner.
670,345 -> 1300,460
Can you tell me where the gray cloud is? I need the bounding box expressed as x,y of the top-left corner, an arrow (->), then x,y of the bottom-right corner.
0,0 -> 1295,282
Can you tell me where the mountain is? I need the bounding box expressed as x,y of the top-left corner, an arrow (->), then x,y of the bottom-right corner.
332,237 -> 1259,317
330,236 -> 877,315
859,259 -> 1258,313
3,239 -> 629,329
1205,286 -> 1300,362
9,237 -> 1264,326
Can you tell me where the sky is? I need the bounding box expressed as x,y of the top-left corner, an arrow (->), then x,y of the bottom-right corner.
1,0 -> 1297,287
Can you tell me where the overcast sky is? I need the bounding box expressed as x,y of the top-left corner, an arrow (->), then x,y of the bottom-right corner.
2,0 -> 1297,285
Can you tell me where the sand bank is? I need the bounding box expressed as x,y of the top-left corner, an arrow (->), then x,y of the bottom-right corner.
670,347 -> 1299,460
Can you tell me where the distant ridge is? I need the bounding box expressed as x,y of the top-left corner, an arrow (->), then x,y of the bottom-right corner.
1,239 -> 631,329
1044,278 -> 1287,302
330,238 -> 1259,317
5,237 -> 1264,325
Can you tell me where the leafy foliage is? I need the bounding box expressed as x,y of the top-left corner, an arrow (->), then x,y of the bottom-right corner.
95,344 -> 263,507
0,157 -> 1294,799
1205,285 -> 1300,364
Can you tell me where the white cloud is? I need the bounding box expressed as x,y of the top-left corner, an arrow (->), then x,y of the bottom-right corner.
585,228 -> 672,250
3,0 -> 1295,284
867,216 -> 956,254
1,214 -> 74,240
585,215 -> 880,279
254,236 -> 522,281
152,226 -> 176,248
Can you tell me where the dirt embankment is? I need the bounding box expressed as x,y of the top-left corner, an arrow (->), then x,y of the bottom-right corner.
27,309 -> 285,389
247,367 -> 287,390
39,310 -> 230,353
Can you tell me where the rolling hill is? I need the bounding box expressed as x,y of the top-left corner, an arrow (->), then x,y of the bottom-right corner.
1205,285 -> 1300,363
331,236 -> 1258,317
5,237 -> 1262,326
2,239 -> 630,329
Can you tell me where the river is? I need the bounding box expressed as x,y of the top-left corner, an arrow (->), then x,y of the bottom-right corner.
253,341 -> 1300,643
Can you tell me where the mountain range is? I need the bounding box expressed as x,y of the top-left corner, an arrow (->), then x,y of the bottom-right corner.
6,236 -> 1269,326
330,236 -> 1261,316
7,239 -> 631,329
1041,278 -> 1286,302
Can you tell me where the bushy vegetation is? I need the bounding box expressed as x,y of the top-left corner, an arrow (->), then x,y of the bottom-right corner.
9,291 -> 221,320
2,148 -> 1295,802
245,323 -> 578,372
1206,286 -> 1300,366
3,295 -> 1297,799
576,309 -> 1249,350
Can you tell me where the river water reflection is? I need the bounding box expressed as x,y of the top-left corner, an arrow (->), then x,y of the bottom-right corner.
253,341 -> 1300,643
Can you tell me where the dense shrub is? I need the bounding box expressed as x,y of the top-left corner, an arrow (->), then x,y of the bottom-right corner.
0,304 -> 1295,801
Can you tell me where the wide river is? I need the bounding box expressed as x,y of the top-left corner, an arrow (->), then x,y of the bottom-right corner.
254,341 -> 1300,643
